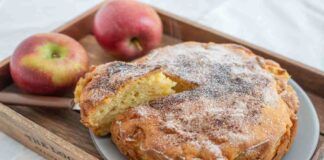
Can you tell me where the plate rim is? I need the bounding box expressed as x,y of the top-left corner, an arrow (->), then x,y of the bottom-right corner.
90,80 -> 320,160
287,80 -> 319,160
90,131 -> 109,160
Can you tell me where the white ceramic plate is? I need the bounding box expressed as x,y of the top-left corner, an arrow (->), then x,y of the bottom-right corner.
90,80 -> 319,160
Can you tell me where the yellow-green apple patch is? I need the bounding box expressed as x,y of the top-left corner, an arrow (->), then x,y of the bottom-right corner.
20,42 -> 87,86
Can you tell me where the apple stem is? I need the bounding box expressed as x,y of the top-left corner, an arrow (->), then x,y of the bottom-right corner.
52,51 -> 60,58
131,38 -> 143,52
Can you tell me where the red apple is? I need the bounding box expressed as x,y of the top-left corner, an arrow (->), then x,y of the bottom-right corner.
93,0 -> 162,61
10,33 -> 89,95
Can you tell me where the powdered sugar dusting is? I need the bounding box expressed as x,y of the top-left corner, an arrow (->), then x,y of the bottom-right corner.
135,105 -> 149,117
105,42 -> 282,158
82,62 -> 159,104
136,43 -> 280,157
201,140 -> 225,160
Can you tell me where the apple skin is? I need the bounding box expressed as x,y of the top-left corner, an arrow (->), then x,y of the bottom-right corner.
10,33 -> 89,95
93,0 -> 162,61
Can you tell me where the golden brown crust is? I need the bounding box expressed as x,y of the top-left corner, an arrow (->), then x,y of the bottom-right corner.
226,43 -> 299,160
225,43 -> 298,159
75,42 -> 299,160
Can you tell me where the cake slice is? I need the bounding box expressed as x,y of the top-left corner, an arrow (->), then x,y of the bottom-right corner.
74,62 -> 178,136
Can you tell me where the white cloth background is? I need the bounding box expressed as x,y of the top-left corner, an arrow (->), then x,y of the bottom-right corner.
0,0 -> 323,159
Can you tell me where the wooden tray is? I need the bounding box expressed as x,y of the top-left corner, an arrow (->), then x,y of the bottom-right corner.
0,2 -> 324,160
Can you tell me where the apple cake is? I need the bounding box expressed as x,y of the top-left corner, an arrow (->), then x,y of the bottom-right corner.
74,42 -> 299,160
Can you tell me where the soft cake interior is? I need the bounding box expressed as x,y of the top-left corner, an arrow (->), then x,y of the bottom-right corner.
89,71 -> 195,136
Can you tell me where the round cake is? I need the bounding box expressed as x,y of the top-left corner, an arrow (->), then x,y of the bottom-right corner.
75,42 -> 299,160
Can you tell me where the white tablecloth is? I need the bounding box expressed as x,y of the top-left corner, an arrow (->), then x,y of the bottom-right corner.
0,0 -> 323,159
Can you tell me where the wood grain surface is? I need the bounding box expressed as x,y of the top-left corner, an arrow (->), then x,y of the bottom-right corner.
0,2 -> 323,159
312,136 -> 324,160
0,103 -> 99,160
